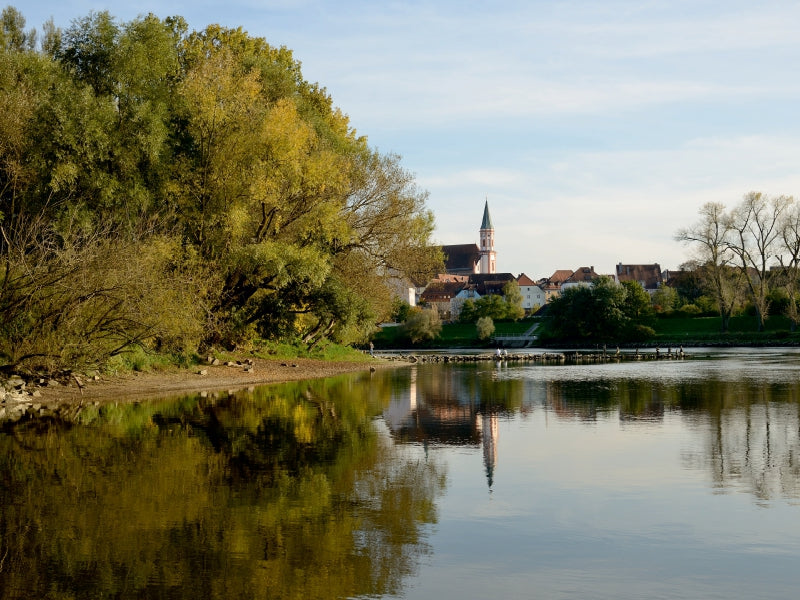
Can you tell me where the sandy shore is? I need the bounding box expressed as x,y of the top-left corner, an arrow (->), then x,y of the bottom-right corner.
30,357 -> 406,407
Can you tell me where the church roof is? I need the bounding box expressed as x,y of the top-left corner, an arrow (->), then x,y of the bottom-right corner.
480,200 -> 493,230
441,244 -> 480,274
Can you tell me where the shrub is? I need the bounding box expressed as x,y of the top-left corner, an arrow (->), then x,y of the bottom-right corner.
476,316 -> 495,340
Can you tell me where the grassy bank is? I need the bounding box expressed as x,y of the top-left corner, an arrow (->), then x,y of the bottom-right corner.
651,315 -> 800,346
372,319 -> 536,349
373,315 -> 800,350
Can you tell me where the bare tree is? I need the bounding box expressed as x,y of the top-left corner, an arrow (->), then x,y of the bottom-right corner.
776,199 -> 800,330
726,192 -> 793,331
675,202 -> 741,332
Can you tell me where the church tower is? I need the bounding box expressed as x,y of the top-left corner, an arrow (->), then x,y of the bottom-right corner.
479,199 -> 496,274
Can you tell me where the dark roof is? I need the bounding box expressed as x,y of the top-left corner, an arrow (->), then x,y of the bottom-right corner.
468,272 -> 515,285
441,244 -> 480,274
616,263 -> 663,289
468,272 -> 515,295
480,200 -> 493,230
420,280 -> 468,302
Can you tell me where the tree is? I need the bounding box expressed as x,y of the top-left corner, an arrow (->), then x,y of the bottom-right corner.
675,202 -> 742,332
476,316 -> 495,341
620,280 -> 654,322
651,285 -> 679,313
402,308 -> 441,343
502,280 -> 525,321
0,8 -> 443,369
542,276 -> 654,343
0,6 -> 35,51
726,192 -> 792,331
775,200 -> 800,330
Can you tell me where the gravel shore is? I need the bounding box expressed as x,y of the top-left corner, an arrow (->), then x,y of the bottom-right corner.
27,357 -> 405,408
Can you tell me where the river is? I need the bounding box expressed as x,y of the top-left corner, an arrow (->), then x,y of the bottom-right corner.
2,348 -> 800,599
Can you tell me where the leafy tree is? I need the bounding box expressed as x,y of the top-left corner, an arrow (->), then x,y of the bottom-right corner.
542,276 -> 654,343
651,285 -> 679,313
503,280 -> 525,321
476,316 -> 495,340
0,6 -> 35,51
390,298 -> 412,323
401,307 -> 441,343
459,298 -> 477,323
621,280 -> 654,323
0,8 -> 442,369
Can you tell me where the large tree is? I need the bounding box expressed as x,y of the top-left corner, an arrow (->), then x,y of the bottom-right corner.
675,202 -> 742,332
0,8 -> 441,371
543,276 -> 654,343
726,192 -> 792,331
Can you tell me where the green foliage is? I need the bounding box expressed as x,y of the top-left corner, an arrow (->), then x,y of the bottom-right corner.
390,298 -> 412,323
401,307 -> 442,343
476,316 -> 495,340
459,286 -> 523,323
0,7 -> 441,371
651,285 -> 679,313
503,280 -> 525,321
542,277 -> 656,343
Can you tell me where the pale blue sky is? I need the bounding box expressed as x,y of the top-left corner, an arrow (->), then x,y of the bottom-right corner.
18,1 -> 800,278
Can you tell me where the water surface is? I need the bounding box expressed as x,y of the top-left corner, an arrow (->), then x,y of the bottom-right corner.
2,348 -> 800,599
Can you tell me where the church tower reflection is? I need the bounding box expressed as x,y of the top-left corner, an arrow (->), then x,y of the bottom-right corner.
382,364 -> 505,490
477,411 -> 499,489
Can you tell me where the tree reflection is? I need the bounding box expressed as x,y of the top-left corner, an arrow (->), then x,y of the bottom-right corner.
0,372 -> 446,599
382,362 -> 800,504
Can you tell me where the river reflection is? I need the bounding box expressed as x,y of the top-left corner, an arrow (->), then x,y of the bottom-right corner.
3,349 -> 800,599
0,374 -> 446,599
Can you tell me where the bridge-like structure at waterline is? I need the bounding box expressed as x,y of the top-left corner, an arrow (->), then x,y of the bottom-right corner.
491,321 -> 540,348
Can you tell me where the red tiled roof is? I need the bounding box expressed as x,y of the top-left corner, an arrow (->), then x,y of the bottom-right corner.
516,272 -> 537,286
548,269 -> 574,284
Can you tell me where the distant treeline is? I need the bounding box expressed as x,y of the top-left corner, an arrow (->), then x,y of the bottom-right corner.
0,7 -> 442,373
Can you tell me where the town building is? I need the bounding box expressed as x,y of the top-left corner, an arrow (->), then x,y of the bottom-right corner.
516,273 -> 546,313
615,263 -> 664,293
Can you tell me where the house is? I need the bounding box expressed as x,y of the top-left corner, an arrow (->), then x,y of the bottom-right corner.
468,272 -> 516,295
561,266 -> 601,291
615,263 -> 663,293
420,272 -> 516,322
516,273 -> 546,312
419,280 -> 469,321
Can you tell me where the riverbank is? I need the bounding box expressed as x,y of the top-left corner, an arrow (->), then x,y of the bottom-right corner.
1,356 -> 407,422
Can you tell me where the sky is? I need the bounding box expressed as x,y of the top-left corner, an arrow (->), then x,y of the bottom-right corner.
18,0 -> 800,279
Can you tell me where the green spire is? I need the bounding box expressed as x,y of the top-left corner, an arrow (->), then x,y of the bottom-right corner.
480,199 -> 493,230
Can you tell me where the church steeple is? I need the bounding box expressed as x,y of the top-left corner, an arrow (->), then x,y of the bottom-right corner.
481,199 -> 493,230
479,199 -> 496,274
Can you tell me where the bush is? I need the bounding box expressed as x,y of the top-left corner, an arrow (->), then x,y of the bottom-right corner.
677,304 -> 702,317
476,316 -> 495,340
401,308 -> 442,343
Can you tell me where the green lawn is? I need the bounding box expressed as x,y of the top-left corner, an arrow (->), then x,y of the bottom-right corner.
373,318 -> 535,349
652,315 -> 800,345
374,314 -> 800,349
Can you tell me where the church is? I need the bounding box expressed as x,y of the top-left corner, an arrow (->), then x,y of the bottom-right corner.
422,201 -> 516,321
441,199 -> 497,275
